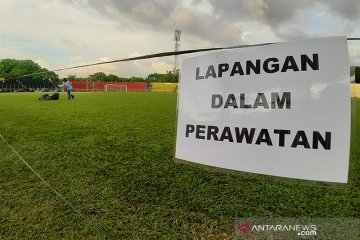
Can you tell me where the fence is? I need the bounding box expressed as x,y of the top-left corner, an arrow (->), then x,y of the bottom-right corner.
70,81 -> 148,92
70,81 -> 179,93
0,81 -> 358,96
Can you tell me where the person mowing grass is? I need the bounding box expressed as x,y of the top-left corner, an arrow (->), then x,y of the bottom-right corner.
63,78 -> 75,100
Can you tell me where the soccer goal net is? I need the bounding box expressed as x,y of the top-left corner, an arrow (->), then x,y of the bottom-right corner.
104,84 -> 128,92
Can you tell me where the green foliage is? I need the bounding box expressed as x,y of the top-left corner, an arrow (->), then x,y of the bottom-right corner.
40,68 -> 60,84
147,71 -> 178,83
89,72 -> 107,81
0,58 -> 59,83
80,71 -> 179,83
355,66 -> 360,83
0,58 -> 179,84
127,76 -> 146,82
67,75 -> 77,81
86,72 -> 145,82
107,74 -> 120,82
0,93 -> 358,239
0,59 -> 40,79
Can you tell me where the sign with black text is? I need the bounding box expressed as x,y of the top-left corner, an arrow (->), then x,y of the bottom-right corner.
175,36 -> 350,183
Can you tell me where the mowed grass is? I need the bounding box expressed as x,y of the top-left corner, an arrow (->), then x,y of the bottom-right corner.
0,92 -> 359,239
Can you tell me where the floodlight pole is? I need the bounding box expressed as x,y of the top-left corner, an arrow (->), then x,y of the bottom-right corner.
174,30 -> 181,82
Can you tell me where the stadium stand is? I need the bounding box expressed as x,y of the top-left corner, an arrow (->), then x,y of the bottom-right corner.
0,78 -> 58,92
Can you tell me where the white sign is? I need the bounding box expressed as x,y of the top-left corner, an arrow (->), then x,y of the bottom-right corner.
175,36 -> 350,183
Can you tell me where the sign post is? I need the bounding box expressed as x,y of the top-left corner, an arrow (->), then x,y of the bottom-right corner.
175,36 -> 350,183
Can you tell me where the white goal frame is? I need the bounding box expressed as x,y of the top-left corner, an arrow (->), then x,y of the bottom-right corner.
104,84 -> 128,93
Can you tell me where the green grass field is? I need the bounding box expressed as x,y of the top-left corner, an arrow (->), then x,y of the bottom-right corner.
0,92 -> 359,239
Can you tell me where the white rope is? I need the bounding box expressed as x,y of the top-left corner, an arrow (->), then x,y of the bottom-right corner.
0,134 -> 110,239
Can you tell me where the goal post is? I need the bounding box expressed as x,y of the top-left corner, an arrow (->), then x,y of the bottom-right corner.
104,84 -> 128,93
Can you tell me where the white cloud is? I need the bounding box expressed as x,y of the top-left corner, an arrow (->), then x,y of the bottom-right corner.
131,2 -> 160,20
243,0 -> 268,19
34,59 -> 48,67
165,7 -> 192,27
151,60 -> 173,73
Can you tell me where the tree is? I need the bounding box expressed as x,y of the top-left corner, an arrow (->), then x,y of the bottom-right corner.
67,74 -> 77,80
146,71 -> 178,83
0,59 -> 41,78
40,68 -> 60,84
107,74 -> 120,82
0,58 -> 59,83
128,76 -> 146,82
89,72 -> 107,81
355,66 -> 360,83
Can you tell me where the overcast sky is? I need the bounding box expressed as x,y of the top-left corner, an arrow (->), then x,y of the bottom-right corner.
0,0 -> 359,77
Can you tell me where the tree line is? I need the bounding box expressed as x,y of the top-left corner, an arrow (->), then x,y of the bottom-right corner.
1,58 -> 360,84
0,59 -> 179,85
68,71 -> 179,83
